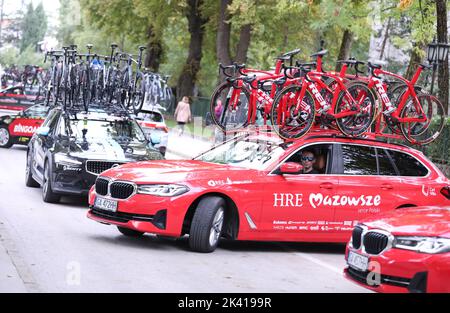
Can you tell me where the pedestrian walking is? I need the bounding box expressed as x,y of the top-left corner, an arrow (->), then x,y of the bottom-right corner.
174,96 -> 192,136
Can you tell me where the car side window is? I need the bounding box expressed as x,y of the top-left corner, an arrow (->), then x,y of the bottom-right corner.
385,149 -> 428,177
342,145 -> 378,175
376,148 -> 398,176
282,144 -> 332,175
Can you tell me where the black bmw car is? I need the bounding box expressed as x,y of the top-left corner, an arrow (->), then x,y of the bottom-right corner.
26,106 -> 164,203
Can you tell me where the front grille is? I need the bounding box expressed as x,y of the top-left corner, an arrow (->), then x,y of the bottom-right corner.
352,226 -> 363,249
363,231 -> 389,255
110,182 -> 135,199
91,208 -> 154,223
346,267 -> 411,289
95,178 -> 109,196
86,161 -> 125,175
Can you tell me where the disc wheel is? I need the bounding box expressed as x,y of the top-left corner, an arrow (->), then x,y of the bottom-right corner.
335,82 -> 376,136
270,85 -> 315,140
209,82 -> 252,132
399,94 -> 445,145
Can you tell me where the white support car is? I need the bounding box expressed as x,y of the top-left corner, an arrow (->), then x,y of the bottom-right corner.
136,109 -> 169,156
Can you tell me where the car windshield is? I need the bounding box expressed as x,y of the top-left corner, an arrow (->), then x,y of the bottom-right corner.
196,136 -> 287,170
65,119 -> 147,144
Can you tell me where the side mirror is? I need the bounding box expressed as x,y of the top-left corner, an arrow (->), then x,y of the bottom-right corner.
150,133 -> 161,145
280,162 -> 303,175
36,126 -> 50,137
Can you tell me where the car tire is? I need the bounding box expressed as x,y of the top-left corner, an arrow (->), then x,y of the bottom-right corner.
117,226 -> 144,237
189,196 -> 226,253
0,125 -> 13,148
25,151 -> 39,187
42,160 -> 60,203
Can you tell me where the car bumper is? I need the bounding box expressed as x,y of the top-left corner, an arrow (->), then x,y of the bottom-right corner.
344,245 -> 450,293
51,167 -> 97,196
87,189 -> 193,237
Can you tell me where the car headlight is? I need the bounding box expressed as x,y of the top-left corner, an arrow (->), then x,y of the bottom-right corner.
137,184 -> 189,197
54,153 -> 82,167
393,236 -> 450,254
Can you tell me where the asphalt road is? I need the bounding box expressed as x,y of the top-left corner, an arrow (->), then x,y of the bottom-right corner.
0,144 -> 369,293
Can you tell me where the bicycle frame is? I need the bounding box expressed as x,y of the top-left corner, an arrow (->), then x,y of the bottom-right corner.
370,67 -> 427,124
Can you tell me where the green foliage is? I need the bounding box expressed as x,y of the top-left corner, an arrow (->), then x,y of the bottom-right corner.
20,2 -> 48,52
55,0 -> 445,99
0,46 -> 46,67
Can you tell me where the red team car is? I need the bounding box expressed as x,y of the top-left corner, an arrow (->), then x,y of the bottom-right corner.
0,103 -> 49,148
345,206 -> 450,293
87,130 -> 450,252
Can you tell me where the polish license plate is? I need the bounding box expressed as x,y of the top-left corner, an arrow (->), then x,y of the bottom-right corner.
94,197 -> 118,212
347,251 -> 369,272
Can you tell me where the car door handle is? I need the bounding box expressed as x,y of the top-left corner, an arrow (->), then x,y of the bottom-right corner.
320,182 -> 334,190
381,183 -> 393,190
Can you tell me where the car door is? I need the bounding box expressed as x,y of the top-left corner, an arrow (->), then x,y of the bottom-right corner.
332,143 -> 403,236
260,143 -> 340,240
32,110 -> 60,180
385,148 -> 437,206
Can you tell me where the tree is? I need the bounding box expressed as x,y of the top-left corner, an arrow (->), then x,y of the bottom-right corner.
216,0 -> 253,82
20,2 -> 47,52
436,0 -> 449,114
176,0 -> 209,99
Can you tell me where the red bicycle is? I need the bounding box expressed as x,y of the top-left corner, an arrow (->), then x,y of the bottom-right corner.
270,61 -> 377,140
209,49 -> 301,131
363,62 -> 446,145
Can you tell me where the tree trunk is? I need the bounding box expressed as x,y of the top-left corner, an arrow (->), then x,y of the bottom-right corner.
405,43 -> 425,81
217,0 -> 232,83
379,17 -> 392,60
176,0 -> 208,100
335,29 -> 354,71
235,24 -> 252,64
436,0 -> 449,114
145,25 -> 163,72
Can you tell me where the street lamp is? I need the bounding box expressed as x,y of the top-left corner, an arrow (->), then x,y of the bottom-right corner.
427,40 -> 437,64
437,42 -> 450,62
427,40 -> 449,94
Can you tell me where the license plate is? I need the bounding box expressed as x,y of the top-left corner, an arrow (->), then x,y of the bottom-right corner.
347,251 -> 369,272
94,197 -> 118,212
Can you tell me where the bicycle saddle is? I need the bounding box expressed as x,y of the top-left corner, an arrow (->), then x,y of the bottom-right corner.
310,50 -> 328,58
420,63 -> 433,70
282,48 -> 301,58
367,61 -> 385,69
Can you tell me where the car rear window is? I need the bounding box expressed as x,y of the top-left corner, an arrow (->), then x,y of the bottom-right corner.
342,145 -> 378,175
137,112 -> 163,123
385,150 -> 429,177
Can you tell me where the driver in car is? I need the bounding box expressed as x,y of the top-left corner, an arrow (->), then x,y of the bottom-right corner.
301,150 -> 320,174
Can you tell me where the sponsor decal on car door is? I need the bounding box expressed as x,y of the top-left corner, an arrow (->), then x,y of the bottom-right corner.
9,117 -> 43,137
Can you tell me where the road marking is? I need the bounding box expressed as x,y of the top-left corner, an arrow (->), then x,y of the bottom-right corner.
0,220 -> 42,293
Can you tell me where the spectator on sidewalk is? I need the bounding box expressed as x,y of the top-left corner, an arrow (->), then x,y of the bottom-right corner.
174,96 -> 192,136
214,99 -> 223,121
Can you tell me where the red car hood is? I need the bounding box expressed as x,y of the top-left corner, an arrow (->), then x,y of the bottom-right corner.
362,207 -> 450,238
100,160 -> 258,185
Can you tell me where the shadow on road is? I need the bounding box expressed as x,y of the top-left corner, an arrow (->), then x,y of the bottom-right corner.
86,233 -> 346,255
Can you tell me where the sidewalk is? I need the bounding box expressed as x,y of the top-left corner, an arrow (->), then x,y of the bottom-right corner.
0,225 -> 27,293
166,128 -> 214,159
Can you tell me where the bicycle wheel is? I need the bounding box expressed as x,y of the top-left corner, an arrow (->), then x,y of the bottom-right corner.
335,82 -> 376,136
132,73 -> 145,114
210,82 -> 252,131
270,85 -> 315,140
399,94 -> 445,145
